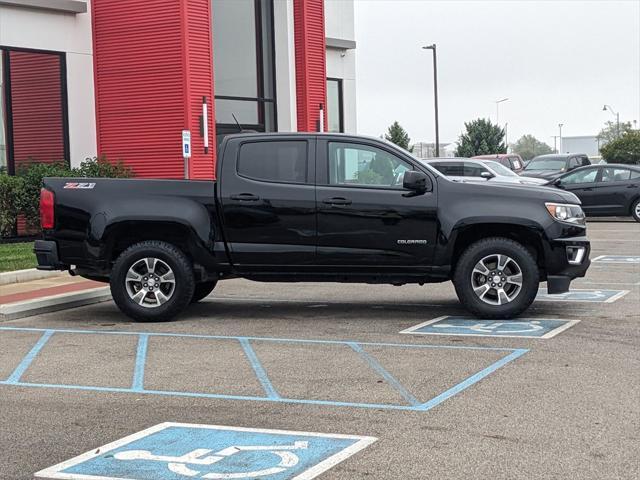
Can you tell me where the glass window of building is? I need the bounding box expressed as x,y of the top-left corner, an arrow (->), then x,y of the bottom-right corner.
0,48 -> 68,175
213,0 -> 276,145
326,78 -> 343,133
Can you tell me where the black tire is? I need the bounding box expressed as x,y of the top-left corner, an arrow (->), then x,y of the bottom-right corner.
110,241 -> 195,322
453,237 -> 539,319
632,198 -> 640,223
191,280 -> 218,303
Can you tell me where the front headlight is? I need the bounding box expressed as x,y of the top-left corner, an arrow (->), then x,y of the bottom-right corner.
545,202 -> 586,226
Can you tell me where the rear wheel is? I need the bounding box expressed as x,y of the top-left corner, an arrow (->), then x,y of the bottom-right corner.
110,241 -> 195,322
632,198 -> 640,222
453,237 -> 539,319
191,280 -> 218,303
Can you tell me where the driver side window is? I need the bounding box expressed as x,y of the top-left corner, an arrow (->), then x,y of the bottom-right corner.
562,167 -> 598,184
328,142 -> 412,189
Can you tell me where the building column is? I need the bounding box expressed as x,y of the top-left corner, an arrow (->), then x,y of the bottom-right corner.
293,0 -> 327,132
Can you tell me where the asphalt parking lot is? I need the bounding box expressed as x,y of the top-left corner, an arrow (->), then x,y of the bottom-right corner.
1,221 -> 639,479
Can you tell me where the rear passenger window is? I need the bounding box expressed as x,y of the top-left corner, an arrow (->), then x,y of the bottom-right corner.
237,141 -> 308,184
510,157 -> 522,170
601,168 -> 631,182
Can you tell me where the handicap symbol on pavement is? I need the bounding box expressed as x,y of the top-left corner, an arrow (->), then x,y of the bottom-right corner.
113,441 -> 309,478
536,288 -> 629,303
35,423 -> 376,480
593,255 -> 640,264
401,316 -> 579,339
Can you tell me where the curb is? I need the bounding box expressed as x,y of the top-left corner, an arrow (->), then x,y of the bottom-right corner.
0,287 -> 112,321
0,268 -> 66,286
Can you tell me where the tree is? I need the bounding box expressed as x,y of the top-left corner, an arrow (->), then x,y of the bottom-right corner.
455,118 -> 506,157
511,134 -> 553,160
385,121 -> 411,150
597,120 -> 634,146
600,130 -> 640,165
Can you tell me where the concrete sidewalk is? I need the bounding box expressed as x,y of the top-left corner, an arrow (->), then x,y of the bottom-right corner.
0,272 -> 111,321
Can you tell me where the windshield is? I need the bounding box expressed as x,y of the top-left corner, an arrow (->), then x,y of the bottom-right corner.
525,157 -> 567,171
484,161 -> 517,177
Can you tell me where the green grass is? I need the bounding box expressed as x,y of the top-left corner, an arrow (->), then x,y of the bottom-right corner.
0,242 -> 36,272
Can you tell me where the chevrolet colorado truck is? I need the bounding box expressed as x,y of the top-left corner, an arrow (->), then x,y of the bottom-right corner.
35,133 -> 591,322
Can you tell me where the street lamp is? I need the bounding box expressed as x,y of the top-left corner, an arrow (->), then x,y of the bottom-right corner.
495,97 -> 509,125
558,123 -> 564,153
602,104 -> 620,138
422,44 -> 440,157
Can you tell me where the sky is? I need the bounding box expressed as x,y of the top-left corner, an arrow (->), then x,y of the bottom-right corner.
354,0 -> 640,149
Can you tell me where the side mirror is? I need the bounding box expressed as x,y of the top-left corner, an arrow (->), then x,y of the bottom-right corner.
480,171 -> 495,179
552,178 -> 563,187
403,170 -> 430,193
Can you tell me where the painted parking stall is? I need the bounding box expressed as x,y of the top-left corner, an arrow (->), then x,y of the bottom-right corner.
592,255 -> 640,264
35,423 -> 376,480
401,316 -> 580,339
536,288 -> 629,303
0,327 -> 528,413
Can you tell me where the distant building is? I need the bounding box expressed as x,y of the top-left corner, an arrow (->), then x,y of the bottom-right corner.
412,142 -> 455,159
561,136 -> 601,157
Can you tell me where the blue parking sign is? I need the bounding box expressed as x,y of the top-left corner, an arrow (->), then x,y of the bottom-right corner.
401,316 -> 580,339
35,423 -> 376,480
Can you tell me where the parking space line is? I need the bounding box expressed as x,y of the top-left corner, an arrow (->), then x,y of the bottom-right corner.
347,342 -> 420,406
239,337 -> 280,399
0,327 -> 528,412
416,348 -> 528,411
132,334 -> 148,392
4,329 -> 54,384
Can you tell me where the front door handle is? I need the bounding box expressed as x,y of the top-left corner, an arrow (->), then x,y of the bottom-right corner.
230,193 -> 260,201
581,187 -> 593,191
627,184 -> 638,188
322,197 -> 352,206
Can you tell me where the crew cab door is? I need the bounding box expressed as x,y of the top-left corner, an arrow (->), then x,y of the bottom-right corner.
315,138 -> 438,267
218,137 -> 316,269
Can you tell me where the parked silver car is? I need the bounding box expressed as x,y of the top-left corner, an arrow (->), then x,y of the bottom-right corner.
423,158 -> 548,185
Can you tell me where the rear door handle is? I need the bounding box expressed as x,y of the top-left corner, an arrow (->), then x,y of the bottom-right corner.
582,188 -> 593,191
230,193 -> 260,201
322,197 -> 352,206
627,184 -> 638,188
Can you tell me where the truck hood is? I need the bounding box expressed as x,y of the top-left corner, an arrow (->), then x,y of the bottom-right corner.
439,176 -> 581,205
520,170 -> 564,180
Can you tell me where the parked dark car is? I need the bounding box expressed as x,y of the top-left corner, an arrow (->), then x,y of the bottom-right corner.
472,154 -> 526,173
549,164 -> 640,222
521,154 -> 591,181
35,133 -> 590,322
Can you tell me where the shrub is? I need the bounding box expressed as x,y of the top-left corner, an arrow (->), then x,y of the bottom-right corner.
16,162 -> 75,229
0,174 -> 26,237
600,130 -> 640,165
0,156 -> 134,234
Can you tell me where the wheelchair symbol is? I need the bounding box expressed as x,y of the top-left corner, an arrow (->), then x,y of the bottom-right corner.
432,321 -> 544,334
113,441 -> 309,478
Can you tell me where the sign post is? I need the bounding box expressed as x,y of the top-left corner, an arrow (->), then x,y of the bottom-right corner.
182,130 -> 191,179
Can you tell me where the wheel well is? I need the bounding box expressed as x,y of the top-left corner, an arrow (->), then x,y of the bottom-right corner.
452,224 -> 545,271
105,221 -> 197,265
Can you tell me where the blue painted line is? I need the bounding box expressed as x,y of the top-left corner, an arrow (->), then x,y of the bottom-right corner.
239,337 -> 280,399
0,326 -> 516,352
132,334 -> 148,391
347,342 -> 420,406
4,330 -> 54,384
415,348 -> 529,411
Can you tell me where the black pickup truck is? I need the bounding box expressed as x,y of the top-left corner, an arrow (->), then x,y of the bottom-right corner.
35,133 -> 590,322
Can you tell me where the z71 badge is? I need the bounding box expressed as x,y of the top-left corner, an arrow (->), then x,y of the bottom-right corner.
63,182 -> 96,189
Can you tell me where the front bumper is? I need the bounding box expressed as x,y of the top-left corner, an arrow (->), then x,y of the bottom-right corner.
544,235 -> 590,294
34,240 -> 66,271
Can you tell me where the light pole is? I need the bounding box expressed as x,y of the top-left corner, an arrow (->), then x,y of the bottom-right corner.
495,98 -> 509,125
551,135 -> 559,153
422,44 -> 440,157
558,123 -> 564,153
602,104 -> 620,138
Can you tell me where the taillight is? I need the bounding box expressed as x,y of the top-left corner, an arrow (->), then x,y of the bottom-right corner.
40,188 -> 55,229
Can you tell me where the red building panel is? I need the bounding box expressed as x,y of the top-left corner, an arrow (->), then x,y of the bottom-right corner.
9,51 -> 65,169
293,0 -> 327,132
92,0 -> 215,179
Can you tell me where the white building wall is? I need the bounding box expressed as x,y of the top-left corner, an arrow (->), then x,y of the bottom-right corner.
0,0 -> 96,167
273,0 -> 297,132
324,0 -> 356,133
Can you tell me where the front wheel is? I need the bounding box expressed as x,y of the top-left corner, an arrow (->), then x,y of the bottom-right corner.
453,237 -> 539,319
110,241 -> 195,322
632,198 -> 640,223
